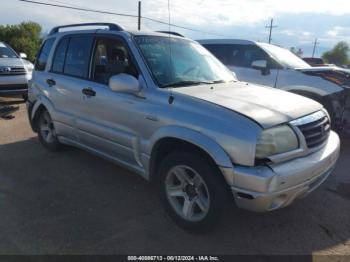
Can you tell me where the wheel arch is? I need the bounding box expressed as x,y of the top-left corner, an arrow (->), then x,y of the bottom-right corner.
147,127 -> 233,183
31,96 -> 55,132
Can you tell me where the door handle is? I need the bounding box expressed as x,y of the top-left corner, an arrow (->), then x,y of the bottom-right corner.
46,78 -> 56,87
82,88 -> 96,97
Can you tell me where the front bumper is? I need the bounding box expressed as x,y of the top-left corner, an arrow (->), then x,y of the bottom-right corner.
0,74 -> 30,97
0,84 -> 28,97
326,88 -> 350,135
229,131 -> 340,212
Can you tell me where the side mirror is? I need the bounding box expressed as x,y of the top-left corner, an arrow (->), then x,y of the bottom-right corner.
109,73 -> 140,94
251,60 -> 267,70
19,53 -> 27,59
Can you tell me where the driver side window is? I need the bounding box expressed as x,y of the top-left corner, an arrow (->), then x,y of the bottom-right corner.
92,37 -> 138,85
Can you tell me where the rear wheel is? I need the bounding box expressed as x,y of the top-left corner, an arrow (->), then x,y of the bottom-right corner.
156,152 -> 229,232
37,110 -> 61,151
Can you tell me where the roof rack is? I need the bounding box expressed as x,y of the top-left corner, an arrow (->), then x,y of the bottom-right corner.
49,23 -> 123,35
156,31 -> 184,37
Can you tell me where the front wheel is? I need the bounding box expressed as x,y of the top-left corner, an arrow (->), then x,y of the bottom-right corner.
156,152 -> 229,232
37,110 -> 61,151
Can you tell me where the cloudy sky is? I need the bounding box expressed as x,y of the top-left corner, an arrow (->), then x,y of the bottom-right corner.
2,0 -> 350,56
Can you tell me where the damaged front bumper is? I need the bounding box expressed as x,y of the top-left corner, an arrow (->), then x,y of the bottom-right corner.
224,131 -> 340,212
326,88 -> 350,135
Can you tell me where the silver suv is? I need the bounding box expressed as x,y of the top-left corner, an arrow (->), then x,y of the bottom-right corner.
27,23 -> 340,231
0,42 -> 33,98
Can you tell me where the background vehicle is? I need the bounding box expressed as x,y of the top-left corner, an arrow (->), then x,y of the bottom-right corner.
198,39 -> 350,135
0,41 -> 33,98
27,23 -> 340,231
302,57 -> 328,67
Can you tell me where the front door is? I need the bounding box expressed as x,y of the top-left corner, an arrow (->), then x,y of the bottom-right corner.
75,35 -> 149,169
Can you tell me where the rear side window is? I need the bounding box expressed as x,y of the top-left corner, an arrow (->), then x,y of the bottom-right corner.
63,35 -> 93,78
52,37 -> 69,73
35,38 -> 55,71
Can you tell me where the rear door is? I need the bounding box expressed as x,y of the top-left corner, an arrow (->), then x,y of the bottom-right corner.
203,44 -> 279,87
46,34 -> 94,140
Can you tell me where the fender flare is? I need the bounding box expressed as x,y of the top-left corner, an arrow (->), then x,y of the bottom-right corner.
147,126 -> 233,169
31,96 -> 56,123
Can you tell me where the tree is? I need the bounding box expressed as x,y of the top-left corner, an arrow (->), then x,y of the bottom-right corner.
0,22 -> 42,62
322,41 -> 349,66
290,47 -> 303,57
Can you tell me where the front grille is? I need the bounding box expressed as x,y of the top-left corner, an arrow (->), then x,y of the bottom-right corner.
0,84 -> 28,91
293,111 -> 331,149
0,67 -> 27,76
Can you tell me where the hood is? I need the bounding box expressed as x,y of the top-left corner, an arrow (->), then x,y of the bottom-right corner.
297,66 -> 350,88
174,81 -> 322,128
0,57 -> 25,68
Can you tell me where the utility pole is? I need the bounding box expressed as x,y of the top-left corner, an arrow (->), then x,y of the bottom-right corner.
265,18 -> 277,44
312,38 -> 319,57
138,1 -> 141,30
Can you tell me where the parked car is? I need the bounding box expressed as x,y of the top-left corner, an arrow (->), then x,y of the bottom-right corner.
0,42 -> 33,98
198,39 -> 350,135
302,57 -> 328,67
27,23 -> 340,231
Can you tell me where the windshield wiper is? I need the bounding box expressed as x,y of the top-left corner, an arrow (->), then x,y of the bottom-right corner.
162,80 -> 213,88
212,80 -> 226,84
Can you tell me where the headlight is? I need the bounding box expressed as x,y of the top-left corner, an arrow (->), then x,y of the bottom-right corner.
255,125 -> 299,159
23,60 -> 34,73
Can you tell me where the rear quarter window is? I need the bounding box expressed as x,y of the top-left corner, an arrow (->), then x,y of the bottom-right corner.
52,37 -> 69,73
35,38 -> 56,71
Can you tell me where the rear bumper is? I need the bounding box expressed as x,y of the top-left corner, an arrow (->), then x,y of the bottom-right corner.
230,131 -> 340,212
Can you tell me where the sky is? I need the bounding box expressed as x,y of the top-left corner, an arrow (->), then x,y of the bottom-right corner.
1,0 -> 350,57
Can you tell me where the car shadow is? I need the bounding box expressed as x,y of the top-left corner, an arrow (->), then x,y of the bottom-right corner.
0,98 -> 24,120
0,137 -> 349,255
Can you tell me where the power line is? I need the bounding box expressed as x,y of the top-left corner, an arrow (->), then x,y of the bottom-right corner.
18,0 -> 232,37
19,0 -> 138,18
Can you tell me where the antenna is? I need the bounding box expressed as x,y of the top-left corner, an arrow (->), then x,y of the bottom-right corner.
167,0 -> 174,104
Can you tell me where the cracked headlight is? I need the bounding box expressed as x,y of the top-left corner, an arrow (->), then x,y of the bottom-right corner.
255,125 -> 299,159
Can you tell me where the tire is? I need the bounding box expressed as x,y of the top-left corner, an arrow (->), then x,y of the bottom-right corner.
37,109 -> 61,151
156,151 -> 229,232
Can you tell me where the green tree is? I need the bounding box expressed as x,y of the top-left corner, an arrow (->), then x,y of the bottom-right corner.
322,41 -> 349,66
0,21 -> 42,62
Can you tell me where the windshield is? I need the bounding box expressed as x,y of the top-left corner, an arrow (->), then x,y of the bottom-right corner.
134,36 -> 236,87
258,43 -> 310,69
0,43 -> 18,58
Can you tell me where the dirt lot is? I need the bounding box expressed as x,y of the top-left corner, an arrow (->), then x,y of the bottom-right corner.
0,99 -> 350,256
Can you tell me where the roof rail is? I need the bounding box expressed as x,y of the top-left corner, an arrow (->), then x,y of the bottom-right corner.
156,31 -> 184,37
49,23 -> 123,35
